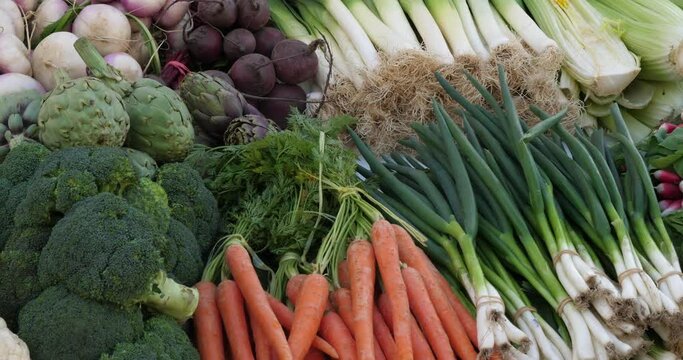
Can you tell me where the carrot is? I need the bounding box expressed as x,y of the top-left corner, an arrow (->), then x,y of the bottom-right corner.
286,275 -> 307,303
338,259 -> 351,289
303,349 -> 325,360
331,289 -> 386,360
226,244 -> 293,360
193,282 -> 226,360
392,225 -> 477,360
432,265 -> 478,347
319,311 -> 359,360
289,274 -> 330,360
251,316 -> 271,360
346,239 -> 377,360
372,304 -> 398,359
377,294 -> 433,360
371,220 -> 412,360
216,280 -> 254,360
402,267 -> 454,360
266,294 -> 339,359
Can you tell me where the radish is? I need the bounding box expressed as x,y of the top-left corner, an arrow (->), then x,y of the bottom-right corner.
186,25 -> 223,64
13,0 -> 38,12
656,183 -> 682,199
155,0 -> 189,29
104,52 -> 143,81
197,0 -> 236,28
270,39 -> 320,85
0,34 -> 31,75
654,170 -> 682,184
223,28 -> 256,62
127,31 -> 152,67
663,200 -> 683,216
203,70 -> 234,87
254,27 -> 285,57
32,0 -> 70,39
258,83 -> 306,128
235,0 -> 269,31
660,123 -> 677,133
229,53 -> 276,96
0,73 -> 45,96
121,0 -> 166,17
72,4 -> 132,55
31,32 -> 87,90
0,0 -> 23,41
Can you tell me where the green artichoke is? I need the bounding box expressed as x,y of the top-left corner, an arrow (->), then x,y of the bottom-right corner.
0,90 -> 42,159
224,115 -> 279,145
37,76 -> 130,150
178,72 -> 245,146
125,79 -> 195,163
123,148 -> 158,179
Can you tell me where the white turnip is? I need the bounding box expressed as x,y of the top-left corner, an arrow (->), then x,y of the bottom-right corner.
154,0 -> 189,29
32,0 -> 69,39
0,73 -> 45,96
223,28 -> 255,62
254,27 -> 284,57
13,0 -> 38,12
104,52 -> 143,81
186,25 -> 223,64
258,83 -> 306,128
121,0 -> 165,18
31,32 -> 87,90
0,0 -> 23,41
0,34 -> 31,75
228,53 -> 276,96
127,31 -> 152,67
270,39 -> 320,85
164,12 -> 189,52
197,0 -> 236,28
72,4 -> 132,55
235,0 -> 268,31
107,2 -> 150,32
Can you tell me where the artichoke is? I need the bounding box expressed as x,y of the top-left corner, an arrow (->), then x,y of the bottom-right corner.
37,75 -> 130,150
125,79 -> 195,163
0,90 -> 42,159
123,148 -> 158,179
178,72 -> 246,146
224,115 -> 279,145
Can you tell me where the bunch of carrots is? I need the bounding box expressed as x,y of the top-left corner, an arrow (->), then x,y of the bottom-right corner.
192,219 -> 493,360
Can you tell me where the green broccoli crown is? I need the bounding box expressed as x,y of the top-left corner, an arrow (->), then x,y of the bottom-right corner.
0,250 -> 43,331
166,218 -> 203,285
156,163 -> 219,256
124,177 -> 172,233
18,286 -> 144,360
0,181 -> 30,249
0,142 -> 51,185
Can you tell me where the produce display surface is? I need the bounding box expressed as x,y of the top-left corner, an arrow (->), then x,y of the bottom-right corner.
1,0 -> 683,359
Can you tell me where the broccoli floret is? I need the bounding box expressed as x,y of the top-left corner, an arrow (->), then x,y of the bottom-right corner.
124,178 -> 171,233
18,286 -> 144,360
0,181 -> 30,249
0,250 -> 43,331
12,177 -> 57,228
4,226 -> 51,252
166,219 -> 203,285
54,169 -> 99,213
156,163 -> 219,256
38,193 -> 198,321
0,142 -> 51,185
101,315 -> 199,360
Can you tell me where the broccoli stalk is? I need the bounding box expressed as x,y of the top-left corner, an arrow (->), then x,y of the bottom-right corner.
141,271 -> 198,322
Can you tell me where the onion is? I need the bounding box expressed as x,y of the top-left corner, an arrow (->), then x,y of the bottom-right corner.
0,73 -> 46,96
31,32 -> 87,90
155,0 -> 189,29
72,4 -> 132,55
104,52 -> 144,81
0,34 -> 31,75
32,0 -> 70,39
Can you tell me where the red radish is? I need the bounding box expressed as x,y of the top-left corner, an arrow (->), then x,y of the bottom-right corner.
654,170 -> 682,184
229,53 -> 277,96
660,123 -> 677,133
270,39 -> 321,85
236,0 -> 269,30
660,199 -> 675,211
259,84 -> 307,129
223,28 -> 256,62
197,0 -> 237,28
121,0 -> 165,17
656,183 -> 682,199
680,180 -> 683,194
187,25 -> 223,64
663,200 -> 683,216
254,27 -> 285,57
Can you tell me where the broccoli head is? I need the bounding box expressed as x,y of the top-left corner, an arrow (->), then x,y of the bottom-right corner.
101,315 -> 199,360
124,177 -> 171,233
0,142 -> 51,185
0,250 -> 43,330
18,286 -> 144,360
38,193 -> 198,321
156,163 -> 219,256
166,219 -> 203,285
0,181 -> 30,249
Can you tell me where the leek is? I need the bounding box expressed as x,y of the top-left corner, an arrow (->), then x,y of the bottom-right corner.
630,81 -> 683,127
341,0 -> 417,54
452,0 -> 490,59
491,0 -> 558,54
588,0 -> 683,81
522,0 -> 641,97
369,0 -> 421,47
467,0 -> 512,51
398,0 -> 454,63
424,0 -> 477,58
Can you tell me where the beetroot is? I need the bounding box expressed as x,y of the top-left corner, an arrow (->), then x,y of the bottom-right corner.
235,0 -> 269,31
203,69 -> 234,87
186,25 -> 223,64
258,83 -> 306,128
229,53 -> 276,96
223,28 -> 256,62
197,0 -> 236,28
253,27 -> 285,57
270,39 -> 320,85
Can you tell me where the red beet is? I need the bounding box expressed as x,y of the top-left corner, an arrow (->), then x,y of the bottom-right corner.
186,25 -> 223,64
270,39 -> 320,84
223,28 -> 256,62
253,27 -> 285,57
258,83 -> 306,128
228,53 -> 276,96
235,0 -> 269,31
197,0 -> 236,28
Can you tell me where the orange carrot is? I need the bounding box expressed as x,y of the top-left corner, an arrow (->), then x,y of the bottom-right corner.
371,220 -> 412,360
319,311 -> 359,360
216,280 -> 255,360
338,259 -> 351,289
303,349 -> 325,360
372,305 -> 398,359
392,225 -> 477,360
377,294 -> 433,360
266,295 -> 339,359
194,282 -> 226,360
286,275 -> 307,303
226,244 -> 293,360
252,316 -> 271,360
402,267 -> 454,360
289,274 -> 330,360
331,289 -> 386,360
347,239 -> 377,360
432,265 -> 478,347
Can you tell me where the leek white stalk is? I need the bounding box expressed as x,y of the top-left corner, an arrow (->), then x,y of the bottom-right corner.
423,0 -> 477,58
630,81 -> 683,128
522,0 -> 640,97
370,0 -> 421,47
341,0 -> 417,54
398,0 -> 454,63
452,0 -> 490,59
491,0 -> 558,54
466,0 -> 512,51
